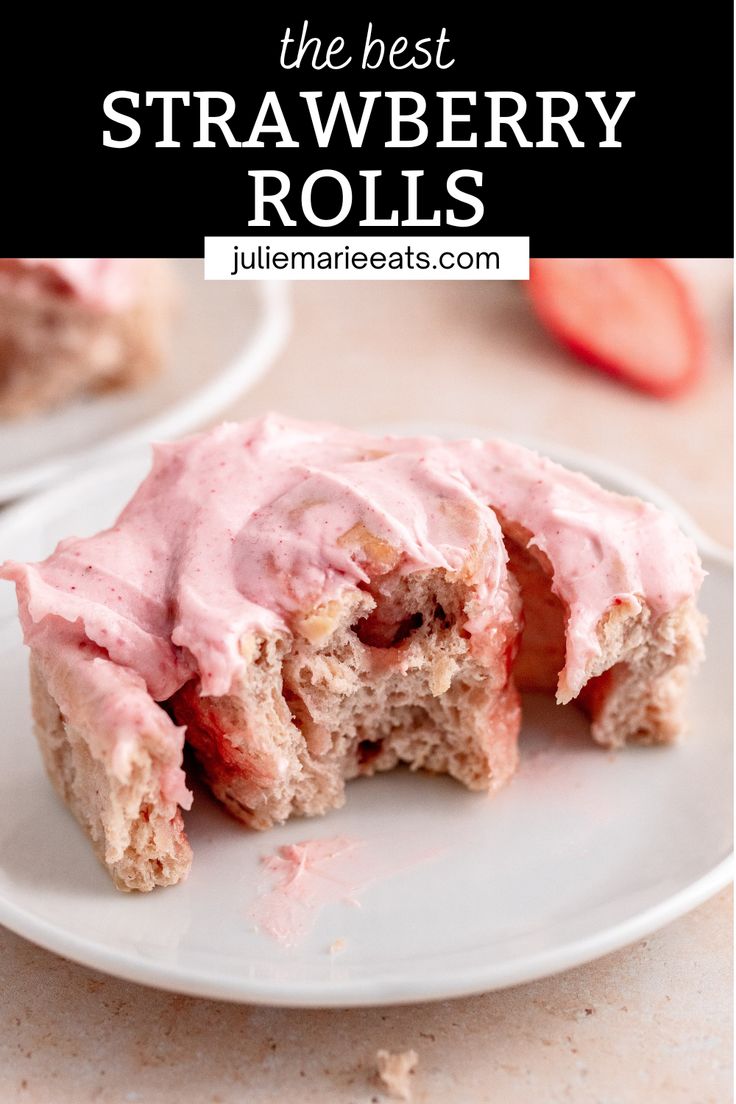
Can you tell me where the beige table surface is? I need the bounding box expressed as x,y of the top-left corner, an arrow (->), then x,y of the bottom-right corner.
1,264 -> 732,1103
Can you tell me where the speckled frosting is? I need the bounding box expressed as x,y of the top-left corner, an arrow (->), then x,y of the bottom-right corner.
1,415 -> 703,713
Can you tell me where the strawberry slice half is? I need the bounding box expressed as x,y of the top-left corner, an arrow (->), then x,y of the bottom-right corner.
526,258 -> 704,398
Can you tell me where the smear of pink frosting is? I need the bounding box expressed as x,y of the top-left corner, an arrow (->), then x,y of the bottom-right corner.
0,258 -> 139,311
248,836 -> 442,947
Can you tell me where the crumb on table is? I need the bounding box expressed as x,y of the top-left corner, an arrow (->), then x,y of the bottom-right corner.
375,1048 -> 418,1101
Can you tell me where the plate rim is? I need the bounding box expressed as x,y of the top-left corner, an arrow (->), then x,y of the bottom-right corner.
0,278 -> 291,503
0,435 -> 732,1007
0,850 -> 730,1008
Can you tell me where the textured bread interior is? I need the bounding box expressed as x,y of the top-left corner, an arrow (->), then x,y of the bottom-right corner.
0,260 -> 173,417
502,521 -> 705,746
578,599 -> 705,747
30,653 -> 192,891
170,563 -> 521,830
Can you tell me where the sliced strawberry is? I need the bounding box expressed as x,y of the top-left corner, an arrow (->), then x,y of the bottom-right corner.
526,258 -> 704,398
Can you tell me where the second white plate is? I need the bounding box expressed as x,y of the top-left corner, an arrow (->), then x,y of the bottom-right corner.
0,265 -> 290,501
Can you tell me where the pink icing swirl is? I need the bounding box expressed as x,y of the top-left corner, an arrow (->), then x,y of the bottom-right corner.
1,415 -> 703,709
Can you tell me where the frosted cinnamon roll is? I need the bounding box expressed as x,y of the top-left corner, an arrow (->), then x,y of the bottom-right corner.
1,415 -> 704,890
0,258 -> 173,416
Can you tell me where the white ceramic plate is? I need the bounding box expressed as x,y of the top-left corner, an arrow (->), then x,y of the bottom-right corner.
0,436 -> 731,1007
0,265 -> 290,502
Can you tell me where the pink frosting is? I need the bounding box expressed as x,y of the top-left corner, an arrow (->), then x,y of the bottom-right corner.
2,415 -> 703,716
0,258 -> 140,311
25,617 -> 192,811
452,438 -> 705,698
248,836 -> 364,947
248,835 -> 445,947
